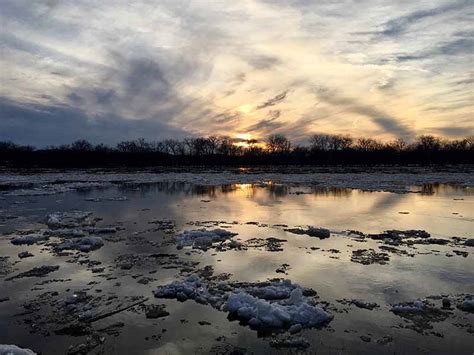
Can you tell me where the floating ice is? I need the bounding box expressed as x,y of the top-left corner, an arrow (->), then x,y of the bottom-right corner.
458,297 -> 474,313
0,344 -> 36,355
285,227 -> 330,239
391,300 -> 426,314
153,276 -> 332,331
226,289 -> 332,328
175,229 -> 237,249
11,233 -> 49,245
465,239 -> 474,247
45,211 -> 93,228
53,237 -> 104,252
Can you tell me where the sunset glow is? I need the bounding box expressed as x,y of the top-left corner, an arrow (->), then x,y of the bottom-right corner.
0,1 -> 472,146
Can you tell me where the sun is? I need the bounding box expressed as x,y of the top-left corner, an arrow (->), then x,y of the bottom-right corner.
235,133 -> 253,141
237,104 -> 253,114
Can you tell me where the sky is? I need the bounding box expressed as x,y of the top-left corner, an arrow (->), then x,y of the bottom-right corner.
0,0 -> 473,146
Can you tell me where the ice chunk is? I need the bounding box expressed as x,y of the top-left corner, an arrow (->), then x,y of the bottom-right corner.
45,211 -> 93,228
154,276 -> 332,331
284,227 -> 330,239
458,297 -> 474,313
175,229 -> 237,249
54,236 -> 104,252
227,292 -> 331,328
11,233 -> 49,245
391,300 -> 425,314
0,344 -> 36,355
465,239 -> 474,247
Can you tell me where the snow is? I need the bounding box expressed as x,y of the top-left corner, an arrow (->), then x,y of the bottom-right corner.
175,229 -> 237,249
0,345 -> 36,355
153,276 -> 332,331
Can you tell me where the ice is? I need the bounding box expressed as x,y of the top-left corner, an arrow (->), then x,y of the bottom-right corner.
154,276 -> 332,331
0,345 -> 36,355
45,211 -> 93,228
175,229 -> 237,249
1,167 -> 473,196
285,227 -> 330,239
391,300 -> 426,314
465,239 -> 474,247
84,227 -> 117,234
6,265 -> 60,281
53,236 -> 104,252
458,297 -> 474,313
227,287 -> 331,329
11,233 -> 49,245
44,229 -> 86,238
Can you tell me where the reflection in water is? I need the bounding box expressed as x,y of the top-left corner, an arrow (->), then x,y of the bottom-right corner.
75,181 -> 474,201
0,182 -> 472,354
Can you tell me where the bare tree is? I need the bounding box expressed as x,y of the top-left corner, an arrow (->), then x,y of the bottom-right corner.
267,134 -> 292,154
309,134 -> 333,151
416,135 -> 441,151
71,139 -> 93,151
387,138 -> 407,152
356,138 -> 382,152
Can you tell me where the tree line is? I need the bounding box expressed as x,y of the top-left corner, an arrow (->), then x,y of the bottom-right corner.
0,134 -> 472,167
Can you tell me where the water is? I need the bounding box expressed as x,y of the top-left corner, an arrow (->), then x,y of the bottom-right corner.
0,182 -> 473,354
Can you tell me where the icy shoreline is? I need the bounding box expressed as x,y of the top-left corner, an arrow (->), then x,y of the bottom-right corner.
0,166 -> 473,196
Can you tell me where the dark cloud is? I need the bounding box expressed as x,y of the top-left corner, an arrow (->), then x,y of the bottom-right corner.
245,110 -> 282,133
256,91 -> 288,110
213,111 -> 241,124
360,1 -> 470,39
396,38 -> 474,62
428,126 -> 474,137
316,88 -> 414,139
0,98 -> 188,147
246,54 -> 281,70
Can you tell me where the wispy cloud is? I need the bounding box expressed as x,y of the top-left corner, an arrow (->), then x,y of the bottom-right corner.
256,91 -> 288,110
0,0 -> 472,144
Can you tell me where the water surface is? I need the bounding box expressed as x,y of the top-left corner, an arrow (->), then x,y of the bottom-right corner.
0,182 -> 472,354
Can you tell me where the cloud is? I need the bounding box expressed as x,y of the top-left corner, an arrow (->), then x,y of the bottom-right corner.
246,114 -> 284,133
246,54 -> 281,70
396,37 -> 474,61
256,91 -> 288,110
0,0 -> 471,143
315,88 -> 414,140
0,98 -> 189,147
428,126 -> 474,137
361,1 -> 470,39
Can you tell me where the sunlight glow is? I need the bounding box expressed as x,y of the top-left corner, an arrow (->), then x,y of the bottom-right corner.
237,104 -> 253,114
235,133 -> 253,140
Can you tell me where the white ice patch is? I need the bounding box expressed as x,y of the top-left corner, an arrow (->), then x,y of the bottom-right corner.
0,344 -> 36,355
226,288 -> 332,328
391,300 -> 426,314
45,211 -> 93,228
53,236 -> 104,252
153,276 -> 332,331
175,229 -> 237,249
11,233 -> 49,245
44,229 -> 86,237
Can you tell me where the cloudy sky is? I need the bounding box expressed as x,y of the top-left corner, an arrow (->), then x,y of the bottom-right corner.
1,0 -> 473,146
